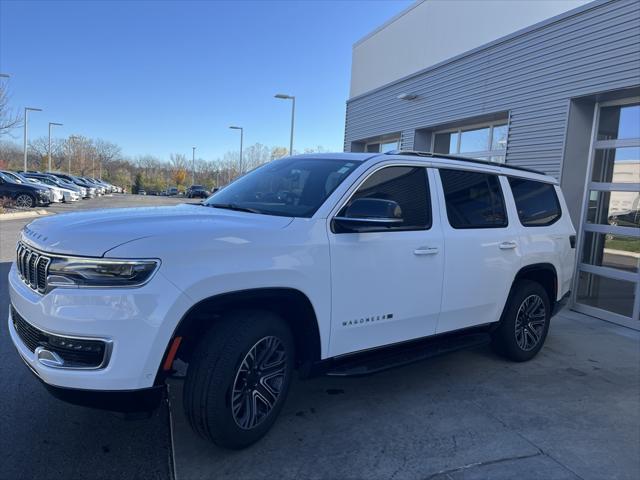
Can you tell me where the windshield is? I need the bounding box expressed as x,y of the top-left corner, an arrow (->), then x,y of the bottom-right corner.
0,172 -> 17,183
203,157 -> 360,217
1,171 -> 23,183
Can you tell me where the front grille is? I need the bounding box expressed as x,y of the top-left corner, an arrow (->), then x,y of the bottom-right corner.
11,305 -> 108,369
16,242 -> 51,293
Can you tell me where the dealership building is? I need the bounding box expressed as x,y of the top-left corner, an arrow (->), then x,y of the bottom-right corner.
344,0 -> 639,328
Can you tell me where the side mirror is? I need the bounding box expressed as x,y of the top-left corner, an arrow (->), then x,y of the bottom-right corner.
332,198 -> 403,233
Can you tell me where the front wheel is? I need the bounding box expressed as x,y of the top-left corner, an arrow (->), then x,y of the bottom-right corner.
15,193 -> 35,208
183,310 -> 294,449
491,280 -> 551,362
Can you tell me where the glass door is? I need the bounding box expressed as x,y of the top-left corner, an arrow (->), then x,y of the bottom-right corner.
574,98 -> 640,329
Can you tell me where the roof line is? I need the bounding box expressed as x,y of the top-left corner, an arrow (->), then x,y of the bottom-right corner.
348,0 -> 609,102
352,0 -> 426,49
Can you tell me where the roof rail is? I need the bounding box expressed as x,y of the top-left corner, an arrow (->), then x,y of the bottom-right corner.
385,150 -> 545,175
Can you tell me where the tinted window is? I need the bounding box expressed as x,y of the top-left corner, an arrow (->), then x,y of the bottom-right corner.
439,169 -> 507,228
340,166 -> 430,230
508,177 -> 561,226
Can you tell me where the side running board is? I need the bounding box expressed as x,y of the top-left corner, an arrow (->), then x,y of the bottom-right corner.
325,332 -> 491,377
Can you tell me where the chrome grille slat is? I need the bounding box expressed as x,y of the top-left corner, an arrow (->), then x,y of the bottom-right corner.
15,241 -> 51,294
29,252 -> 39,288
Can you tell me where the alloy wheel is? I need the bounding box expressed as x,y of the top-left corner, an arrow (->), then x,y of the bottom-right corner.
231,336 -> 287,430
515,294 -> 546,351
15,194 -> 34,209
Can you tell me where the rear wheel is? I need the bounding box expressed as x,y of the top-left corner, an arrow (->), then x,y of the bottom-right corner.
183,310 -> 294,449
15,193 -> 35,208
491,280 -> 551,362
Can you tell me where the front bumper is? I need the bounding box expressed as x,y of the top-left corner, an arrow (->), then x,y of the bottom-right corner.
8,262 -> 192,392
24,361 -> 165,412
35,192 -> 51,206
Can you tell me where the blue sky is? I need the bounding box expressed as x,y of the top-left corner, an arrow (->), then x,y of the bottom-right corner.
0,0 -> 411,161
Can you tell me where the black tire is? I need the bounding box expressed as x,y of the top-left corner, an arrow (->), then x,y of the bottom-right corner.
15,193 -> 35,209
183,310 -> 294,449
491,280 -> 551,362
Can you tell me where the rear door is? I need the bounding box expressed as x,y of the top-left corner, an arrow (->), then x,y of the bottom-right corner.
435,168 -> 522,333
328,164 -> 444,357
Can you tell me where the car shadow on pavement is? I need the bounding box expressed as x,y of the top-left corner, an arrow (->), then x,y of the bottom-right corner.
168,314 -> 640,480
0,261 -> 175,480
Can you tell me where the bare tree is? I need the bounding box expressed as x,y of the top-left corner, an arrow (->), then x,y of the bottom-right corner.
270,146 -> 288,160
243,143 -> 270,171
94,139 -> 122,178
0,82 -> 22,137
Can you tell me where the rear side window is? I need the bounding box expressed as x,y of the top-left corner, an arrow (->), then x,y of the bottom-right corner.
439,169 -> 508,228
342,166 -> 431,230
508,177 -> 561,226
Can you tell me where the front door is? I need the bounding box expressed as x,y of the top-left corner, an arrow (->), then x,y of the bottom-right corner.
328,165 -> 444,357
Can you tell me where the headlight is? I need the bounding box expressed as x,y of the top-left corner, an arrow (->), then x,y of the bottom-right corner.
47,257 -> 160,288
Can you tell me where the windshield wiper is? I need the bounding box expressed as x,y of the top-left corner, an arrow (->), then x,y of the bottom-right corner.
207,203 -> 261,214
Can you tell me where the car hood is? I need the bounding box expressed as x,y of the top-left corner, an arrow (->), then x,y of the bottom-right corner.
20,204 -> 293,256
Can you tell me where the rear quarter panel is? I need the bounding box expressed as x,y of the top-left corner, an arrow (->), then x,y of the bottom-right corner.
515,185 -> 576,301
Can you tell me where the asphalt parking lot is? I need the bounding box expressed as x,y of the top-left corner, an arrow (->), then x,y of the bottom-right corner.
1,195 -> 639,480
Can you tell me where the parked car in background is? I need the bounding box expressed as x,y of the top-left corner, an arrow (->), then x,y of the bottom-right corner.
22,173 -> 81,202
80,177 -> 105,196
186,185 -> 210,198
138,189 -> 147,195
48,173 -> 96,198
49,175 -> 88,198
94,178 -> 118,193
0,171 -> 51,208
609,208 -> 640,228
167,187 -> 179,196
21,177 -> 65,203
1,171 -> 63,203
7,152 -> 575,449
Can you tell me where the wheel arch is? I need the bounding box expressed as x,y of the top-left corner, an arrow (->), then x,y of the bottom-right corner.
513,262 -> 558,304
156,287 -> 322,383
495,262 -> 558,328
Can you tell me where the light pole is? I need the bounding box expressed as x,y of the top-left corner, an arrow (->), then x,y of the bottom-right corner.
229,126 -> 243,175
191,146 -> 196,186
23,107 -> 43,172
274,93 -> 295,156
48,122 -> 63,171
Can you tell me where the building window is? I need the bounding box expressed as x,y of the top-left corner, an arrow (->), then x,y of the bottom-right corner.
433,121 -> 508,163
365,137 -> 400,153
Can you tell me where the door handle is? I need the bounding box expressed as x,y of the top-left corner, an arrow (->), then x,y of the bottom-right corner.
499,241 -> 518,250
414,247 -> 439,255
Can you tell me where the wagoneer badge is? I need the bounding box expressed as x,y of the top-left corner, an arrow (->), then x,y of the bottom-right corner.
342,313 -> 394,328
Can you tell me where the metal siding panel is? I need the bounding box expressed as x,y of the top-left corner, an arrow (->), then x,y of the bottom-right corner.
345,0 -> 640,179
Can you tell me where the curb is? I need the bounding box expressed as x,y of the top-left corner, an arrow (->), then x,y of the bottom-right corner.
0,209 -> 52,222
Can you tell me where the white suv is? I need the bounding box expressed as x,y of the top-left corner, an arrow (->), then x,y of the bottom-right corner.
8,152 -> 575,448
